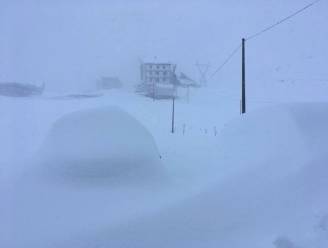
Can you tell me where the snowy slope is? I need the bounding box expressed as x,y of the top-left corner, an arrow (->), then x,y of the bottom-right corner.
1,92 -> 328,247
0,90 -> 237,248
64,103 -> 328,248
1,0 -> 328,247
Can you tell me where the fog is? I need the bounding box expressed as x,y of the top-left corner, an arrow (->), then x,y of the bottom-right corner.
1,0 -> 326,92
2,1 -> 328,247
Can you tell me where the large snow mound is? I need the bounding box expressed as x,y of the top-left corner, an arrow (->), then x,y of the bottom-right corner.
38,106 -> 163,182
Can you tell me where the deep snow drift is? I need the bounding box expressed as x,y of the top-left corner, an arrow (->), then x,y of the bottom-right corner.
61,103 -> 328,248
2,93 -> 328,248
37,106 -> 163,183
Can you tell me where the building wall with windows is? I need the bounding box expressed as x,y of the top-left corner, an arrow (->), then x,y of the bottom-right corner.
140,63 -> 175,85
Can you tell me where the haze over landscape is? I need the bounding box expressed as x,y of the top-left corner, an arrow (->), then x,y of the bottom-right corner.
1,0 -> 327,92
1,1 -> 328,248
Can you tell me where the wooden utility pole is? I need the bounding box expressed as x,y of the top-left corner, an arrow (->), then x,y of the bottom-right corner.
171,97 -> 175,133
241,38 -> 246,114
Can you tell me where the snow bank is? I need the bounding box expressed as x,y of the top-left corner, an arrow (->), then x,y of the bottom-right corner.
78,103 -> 328,248
4,97 -> 328,248
216,103 -> 328,176
3,107 -> 172,248
38,106 -> 163,183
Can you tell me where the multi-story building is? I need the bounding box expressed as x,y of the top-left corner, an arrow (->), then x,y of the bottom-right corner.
139,62 -> 177,99
140,62 -> 176,85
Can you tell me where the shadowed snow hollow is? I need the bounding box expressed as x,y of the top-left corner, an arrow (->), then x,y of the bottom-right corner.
38,106 -> 163,182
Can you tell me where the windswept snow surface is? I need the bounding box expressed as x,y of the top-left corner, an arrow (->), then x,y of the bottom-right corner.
1,90 -> 328,248
57,102 -> 328,248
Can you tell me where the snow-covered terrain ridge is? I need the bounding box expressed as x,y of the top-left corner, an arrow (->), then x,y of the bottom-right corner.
2,98 -> 327,248
38,106 -> 163,183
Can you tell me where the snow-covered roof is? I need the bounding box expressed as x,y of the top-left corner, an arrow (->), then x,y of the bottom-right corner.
140,56 -> 173,65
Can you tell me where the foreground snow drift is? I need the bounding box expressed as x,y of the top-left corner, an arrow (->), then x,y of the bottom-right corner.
4,106 -> 169,248
216,103 -> 328,176
38,106 -> 163,183
71,103 -> 327,248
3,102 -> 328,248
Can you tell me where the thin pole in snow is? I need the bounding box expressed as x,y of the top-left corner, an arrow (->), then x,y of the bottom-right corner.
241,38 -> 246,114
171,97 -> 175,133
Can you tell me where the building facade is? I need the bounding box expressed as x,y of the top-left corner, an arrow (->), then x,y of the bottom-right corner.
138,62 -> 178,99
140,63 -> 176,85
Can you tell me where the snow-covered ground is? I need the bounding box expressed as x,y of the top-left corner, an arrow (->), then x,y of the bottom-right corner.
1,85 -> 328,248
1,0 -> 328,246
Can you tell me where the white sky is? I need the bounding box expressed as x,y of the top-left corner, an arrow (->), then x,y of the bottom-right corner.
0,0 -> 327,92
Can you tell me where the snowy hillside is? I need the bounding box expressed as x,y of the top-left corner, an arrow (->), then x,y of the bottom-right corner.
1,0 -> 328,247
55,103 -> 328,248
1,89 -> 328,248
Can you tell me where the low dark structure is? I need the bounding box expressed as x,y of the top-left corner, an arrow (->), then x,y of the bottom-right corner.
97,77 -> 123,90
0,82 -> 45,97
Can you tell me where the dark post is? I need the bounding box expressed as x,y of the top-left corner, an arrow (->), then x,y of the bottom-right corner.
241,38 -> 246,114
171,97 -> 175,133
153,81 -> 155,101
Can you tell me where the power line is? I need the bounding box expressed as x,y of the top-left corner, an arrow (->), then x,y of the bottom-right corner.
210,0 -> 322,80
210,43 -> 242,79
246,0 -> 322,41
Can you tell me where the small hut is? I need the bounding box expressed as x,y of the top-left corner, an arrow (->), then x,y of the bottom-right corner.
0,82 -> 44,97
97,77 -> 123,90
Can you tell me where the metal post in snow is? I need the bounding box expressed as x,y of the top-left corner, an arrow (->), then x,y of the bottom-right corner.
241,38 -> 246,114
